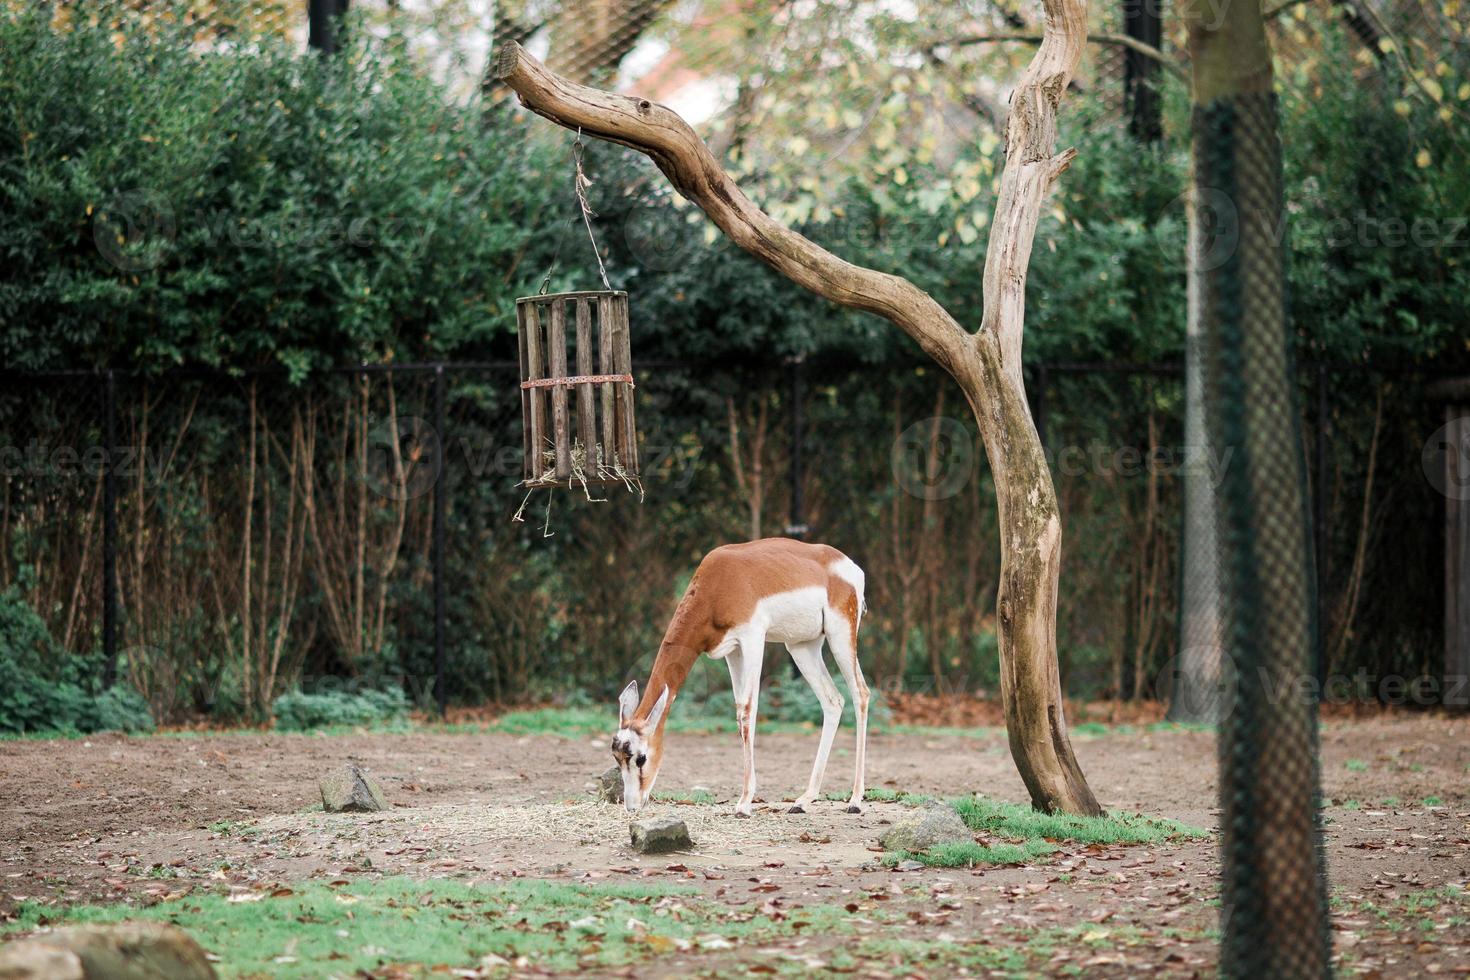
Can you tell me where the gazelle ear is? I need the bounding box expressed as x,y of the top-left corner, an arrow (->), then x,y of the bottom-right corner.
618,681 -> 639,726
645,686 -> 671,730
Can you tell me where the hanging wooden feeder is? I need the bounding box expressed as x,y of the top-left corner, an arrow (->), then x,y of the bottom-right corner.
517,290 -> 638,489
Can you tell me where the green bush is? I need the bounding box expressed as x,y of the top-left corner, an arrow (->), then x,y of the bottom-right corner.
0,588 -> 154,735
0,2 -> 560,373
271,686 -> 410,731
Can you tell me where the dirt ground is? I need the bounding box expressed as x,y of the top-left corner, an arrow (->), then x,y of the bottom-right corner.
1,714 -> 1467,976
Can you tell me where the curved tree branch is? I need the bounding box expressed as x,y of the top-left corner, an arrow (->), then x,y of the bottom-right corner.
934,31 -> 1187,81
494,41 -> 972,374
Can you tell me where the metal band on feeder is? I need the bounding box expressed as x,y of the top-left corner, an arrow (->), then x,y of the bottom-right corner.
516,290 -> 640,489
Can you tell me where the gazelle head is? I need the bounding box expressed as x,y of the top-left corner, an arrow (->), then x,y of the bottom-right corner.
611,680 -> 670,813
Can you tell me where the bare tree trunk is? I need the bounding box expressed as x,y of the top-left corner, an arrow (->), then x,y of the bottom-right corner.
496,0 -> 1104,815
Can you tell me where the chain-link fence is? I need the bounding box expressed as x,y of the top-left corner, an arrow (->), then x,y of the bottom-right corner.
1195,88 -> 1330,976
2,352 -> 1457,726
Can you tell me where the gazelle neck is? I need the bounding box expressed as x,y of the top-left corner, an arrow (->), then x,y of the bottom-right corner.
635,576 -> 718,721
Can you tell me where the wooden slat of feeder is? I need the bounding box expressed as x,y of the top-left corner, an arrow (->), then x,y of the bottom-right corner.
523,301 -> 535,481
549,299 -> 571,481
598,294 -> 617,466
524,302 -> 547,481
575,299 -> 597,463
613,296 -> 637,473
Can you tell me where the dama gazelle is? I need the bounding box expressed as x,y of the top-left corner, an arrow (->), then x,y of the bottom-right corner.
611,538 -> 869,817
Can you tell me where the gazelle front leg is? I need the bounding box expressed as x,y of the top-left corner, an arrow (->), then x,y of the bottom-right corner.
786,639 -> 843,813
726,636 -> 765,817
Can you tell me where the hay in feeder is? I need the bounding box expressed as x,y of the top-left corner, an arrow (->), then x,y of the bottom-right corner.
513,438 -> 643,533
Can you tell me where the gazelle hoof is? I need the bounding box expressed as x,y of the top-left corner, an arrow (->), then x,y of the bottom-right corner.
845,804 -> 863,814
786,804 -> 806,814
735,809 -> 753,819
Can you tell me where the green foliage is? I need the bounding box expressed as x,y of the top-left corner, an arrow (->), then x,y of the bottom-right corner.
0,2 -> 559,372
0,588 -> 154,735
270,686 -> 409,731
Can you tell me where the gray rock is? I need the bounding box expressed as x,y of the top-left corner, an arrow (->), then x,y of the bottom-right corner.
0,922 -> 216,980
320,764 -> 388,813
597,766 -> 623,805
877,802 -> 973,852
629,817 -> 692,854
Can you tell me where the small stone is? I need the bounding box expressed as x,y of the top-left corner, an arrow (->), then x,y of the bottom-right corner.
320,764 -> 388,813
597,767 -> 623,805
894,859 -> 927,872
630,817 -> 692,854
877,802 -> 972,852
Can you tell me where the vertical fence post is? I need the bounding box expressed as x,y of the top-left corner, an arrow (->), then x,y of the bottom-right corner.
786,356 -> 807,539
432,364 -> 448,718
102,369 -> 119,689
1315,362 -> 1328,689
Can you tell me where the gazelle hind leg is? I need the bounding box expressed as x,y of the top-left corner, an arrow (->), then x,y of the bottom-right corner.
785,639 -> 843,813
725,634 -> 765,817
826,612 -> 869,814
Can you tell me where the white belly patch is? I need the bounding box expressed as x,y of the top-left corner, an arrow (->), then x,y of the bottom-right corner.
755,586 -> 827,644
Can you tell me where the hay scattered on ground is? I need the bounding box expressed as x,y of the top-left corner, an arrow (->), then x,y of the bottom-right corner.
253,800 -> 843,856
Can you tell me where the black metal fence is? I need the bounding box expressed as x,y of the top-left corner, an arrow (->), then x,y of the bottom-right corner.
0,356 -> 1460,720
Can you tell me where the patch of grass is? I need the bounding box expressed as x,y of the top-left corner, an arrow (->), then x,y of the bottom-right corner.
885,839 -> 1057,867
873,794 -> 1205,868
3,877 -> 745,977
950,797 -> 1206,847
1422,796 -> 1443,806
1380,796 -> 1401,807
1345,759 -> 1369,772
650,788 -> 716,805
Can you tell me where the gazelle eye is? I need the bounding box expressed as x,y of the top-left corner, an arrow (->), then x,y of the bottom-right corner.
636,754 -> 647,768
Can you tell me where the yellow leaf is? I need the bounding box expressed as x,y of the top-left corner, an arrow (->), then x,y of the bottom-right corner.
1416,149 -> 1432,168
1393,100 -> 1412,117
1377,38 -> 1396,54
1458,83 -> 1470,101
1422,78 -> 1444,102
893,166 -> 908,186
